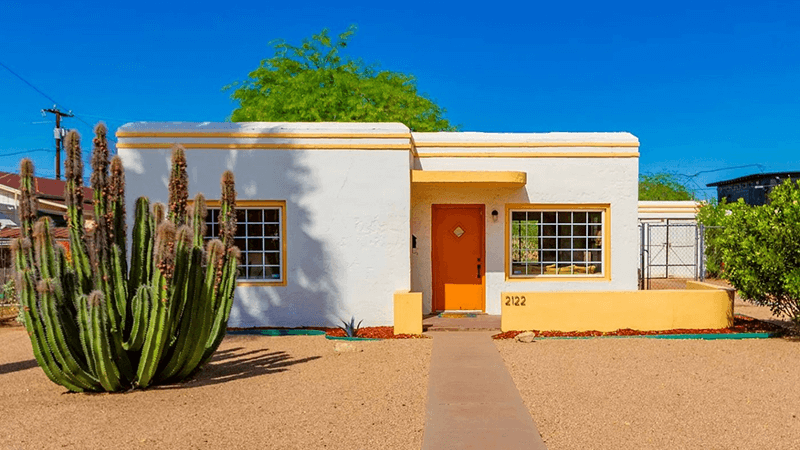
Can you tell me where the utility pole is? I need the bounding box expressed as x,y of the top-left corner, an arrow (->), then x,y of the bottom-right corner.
42,107 -> 73,180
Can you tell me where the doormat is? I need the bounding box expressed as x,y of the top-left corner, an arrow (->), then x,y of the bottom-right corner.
438,313 -> 478,318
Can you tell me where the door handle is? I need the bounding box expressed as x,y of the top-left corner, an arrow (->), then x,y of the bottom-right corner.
477,264 -> 481,279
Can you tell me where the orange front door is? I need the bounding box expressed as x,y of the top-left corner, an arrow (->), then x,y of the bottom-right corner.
432,204 -> 485,311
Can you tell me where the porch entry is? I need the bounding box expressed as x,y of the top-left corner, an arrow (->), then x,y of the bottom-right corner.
432,204 -> 485,311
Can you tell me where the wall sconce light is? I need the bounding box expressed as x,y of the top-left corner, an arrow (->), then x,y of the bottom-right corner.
491,210 -> 499,222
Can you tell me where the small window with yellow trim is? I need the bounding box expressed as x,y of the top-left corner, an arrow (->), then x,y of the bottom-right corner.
204,201 -> 286,284
509,207 -> 605,277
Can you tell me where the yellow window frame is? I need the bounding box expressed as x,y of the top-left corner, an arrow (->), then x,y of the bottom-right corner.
505,203 -> 611,282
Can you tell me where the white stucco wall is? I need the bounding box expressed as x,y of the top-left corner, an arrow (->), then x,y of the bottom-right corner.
411,132 -> 640,315
117,122 -> 411,327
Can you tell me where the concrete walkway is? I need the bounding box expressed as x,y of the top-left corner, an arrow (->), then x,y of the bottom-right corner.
423,314 -> 501,332
422,331 -> 548,450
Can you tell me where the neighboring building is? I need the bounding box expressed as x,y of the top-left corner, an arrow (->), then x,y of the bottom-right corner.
0,171 -> 94,229
0,227 -> 71,284
707,171 -> 800,206
0,172 -> 94,284
117,122 -> 640,328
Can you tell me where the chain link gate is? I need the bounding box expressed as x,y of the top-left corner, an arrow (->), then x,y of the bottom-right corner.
639,221 -> 705,289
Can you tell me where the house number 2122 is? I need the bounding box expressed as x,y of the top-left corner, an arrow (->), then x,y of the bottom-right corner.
504,296 -> 526,306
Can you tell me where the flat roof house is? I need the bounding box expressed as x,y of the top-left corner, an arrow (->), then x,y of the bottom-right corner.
117,122 -> 731,332
708,171 -> 800,206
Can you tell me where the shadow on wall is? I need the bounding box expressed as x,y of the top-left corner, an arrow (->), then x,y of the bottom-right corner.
124,128 -> 345,328
213,142 -> 344,328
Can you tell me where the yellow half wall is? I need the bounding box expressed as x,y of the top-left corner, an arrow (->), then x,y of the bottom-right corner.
501,282 -> 734,332
394,291 -> 423,335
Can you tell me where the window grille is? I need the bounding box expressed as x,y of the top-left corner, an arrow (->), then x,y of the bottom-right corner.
510,209 -> 604,277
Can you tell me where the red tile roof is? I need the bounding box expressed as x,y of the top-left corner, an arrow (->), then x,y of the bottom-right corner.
0,227 -> 70,240
0,171 -> 94,212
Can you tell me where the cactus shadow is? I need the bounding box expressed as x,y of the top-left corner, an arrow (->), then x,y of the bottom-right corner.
0,358 -> 39,375
155,346 -> 321,389
125,130 -> 346,327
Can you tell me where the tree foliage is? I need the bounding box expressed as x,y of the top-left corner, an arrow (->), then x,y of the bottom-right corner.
638,173 -> 695,201
225,25 -> 455,132
698,180 -> 800,330
696,198 -> 727,278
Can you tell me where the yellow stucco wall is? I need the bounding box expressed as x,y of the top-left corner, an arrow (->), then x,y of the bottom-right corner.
394,291 -> 423,335
501,283 -> 734,332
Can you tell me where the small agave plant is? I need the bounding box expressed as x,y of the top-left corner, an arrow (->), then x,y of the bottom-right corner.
13,123 -> 240,392
338,316 -> 363,338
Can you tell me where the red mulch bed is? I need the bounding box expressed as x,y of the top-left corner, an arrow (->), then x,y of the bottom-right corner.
324,326 -> 428,339
492,315 -> 787,339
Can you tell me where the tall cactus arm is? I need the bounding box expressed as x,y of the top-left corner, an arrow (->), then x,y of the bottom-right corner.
201,246 -> 240,366
88,291 -> 124,392
108,156 -> 127,256
18,159 -> 37,240
165,226 -> 193,341
63,130 -> 92,293
123,285 -> 152,352
136,275 -> 171,389
75,294 -> 97,377
38,279 -> 100,391
191,193 -> 207,249
63,131 -> 85,233
90,123 -> 115,282
128,198 -> 153,294
158,246 -> 206,382
110,244 -> 129,331
17,270 -> 84,392
152,202 -> 166,226
32,218 -> 60,284
219,171 -> 237,250
168,145 -> 189,226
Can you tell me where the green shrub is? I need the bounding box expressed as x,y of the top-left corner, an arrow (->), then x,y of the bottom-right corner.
697,199 -> 727,278
710,180 -> 800,330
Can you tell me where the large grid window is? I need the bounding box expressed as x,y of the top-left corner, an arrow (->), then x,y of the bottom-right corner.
510,209 -> 604,277
205,205 -> 284,283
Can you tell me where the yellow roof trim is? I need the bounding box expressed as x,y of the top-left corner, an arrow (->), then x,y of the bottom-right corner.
116,131 -> 413,139
413,141 -> 639,148
416,151 -> 640,158
411,170 -> 527,187
115,142 -> 411,150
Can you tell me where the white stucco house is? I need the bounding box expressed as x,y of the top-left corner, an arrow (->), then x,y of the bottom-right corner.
117,122 -> 640,328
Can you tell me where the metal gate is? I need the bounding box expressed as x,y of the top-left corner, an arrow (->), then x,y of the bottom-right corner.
639,221 -> 704,289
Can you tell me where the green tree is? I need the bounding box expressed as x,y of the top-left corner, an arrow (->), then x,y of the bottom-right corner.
696,198 -> 727,278
638,173 -> 696,201
705,180 -> 800,331
225,25 -> 455,132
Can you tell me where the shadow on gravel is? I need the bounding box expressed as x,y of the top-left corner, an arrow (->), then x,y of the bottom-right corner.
0,358 -> 39,375
156,347 -> 321,390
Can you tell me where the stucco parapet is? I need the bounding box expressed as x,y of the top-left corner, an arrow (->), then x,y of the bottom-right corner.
117,121 -> 410,136
412,131 -> 639,146
638,201 -> 701,214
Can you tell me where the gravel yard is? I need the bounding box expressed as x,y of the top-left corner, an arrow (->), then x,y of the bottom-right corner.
0,328 -> 432,450
496,337 -> 800,450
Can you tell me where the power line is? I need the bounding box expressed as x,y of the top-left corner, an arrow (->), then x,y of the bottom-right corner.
0,60 -> 66,110
0,60 -> 118,143
681,164 -> 766,179
0,149 -> 52,157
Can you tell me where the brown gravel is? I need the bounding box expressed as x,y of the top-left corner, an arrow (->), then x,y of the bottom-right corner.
0,327 -> 432,450
496,337 -> 800,450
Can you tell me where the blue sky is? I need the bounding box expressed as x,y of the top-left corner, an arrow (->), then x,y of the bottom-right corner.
1,0 -> 798,198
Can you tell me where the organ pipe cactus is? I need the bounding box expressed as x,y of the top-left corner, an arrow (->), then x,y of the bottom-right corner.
12,124 -> 239,392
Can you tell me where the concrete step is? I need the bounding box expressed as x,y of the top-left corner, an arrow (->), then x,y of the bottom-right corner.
423,314 -> 501,332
